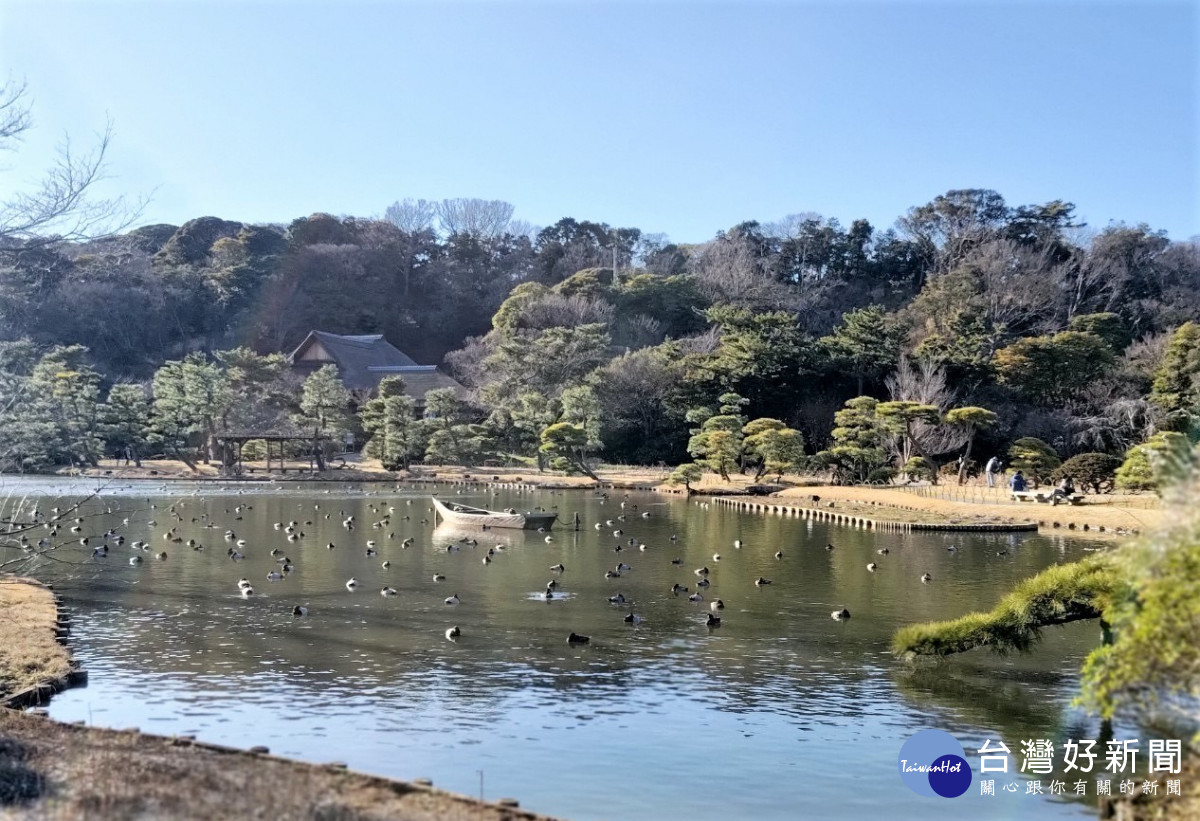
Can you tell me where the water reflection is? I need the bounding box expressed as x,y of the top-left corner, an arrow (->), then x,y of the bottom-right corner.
1,478 -> 1117,820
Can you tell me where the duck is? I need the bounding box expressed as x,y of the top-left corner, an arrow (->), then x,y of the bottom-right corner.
445,626 -> 461,640
129,556 -> 142,565
292,605 -> 308,617
825,543 -> 835,551
346,578 -> 359,591
754,577 -> 772,586
382,560 -> 391,569
544,536 -> 554,543
240,586 -> 255,598
546,579 -> 558,589
696,578 -> 710,588
710,600 -> 725,612
608,593 -> 627,604
444,593 -> 460,605
947,545 -> 959,552
712,553 -> 721,562
542,589 -> 556,600
549,563 -> 565,572
688,592 -> 703,602
566,632 -> 590,645
671,583 -> 688,594
623,612 -> 643,623
831,607 -> 851,620
774,551 -> 783,560
605,570 -> 621,579
326,542 -> 336,550
695,566 -> 710,577
481,555 -> 492,564
432,573 -> 446,582
365,547 -> 377,557
705,613 -> 721,627
381,586 -> 398,597
921,573 -> 933,583
867,562 -> 878,572
615,562 -> 631,572
877,547 -> 890,555
237,578 -> 252,590
266,570 -> 284,581
671,558 -> 682,565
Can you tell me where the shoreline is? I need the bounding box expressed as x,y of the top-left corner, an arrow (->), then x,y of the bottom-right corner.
0,576 -> 561,820
22,460 -> 1161,537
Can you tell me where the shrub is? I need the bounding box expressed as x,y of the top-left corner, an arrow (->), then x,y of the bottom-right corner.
1115,432 -> 1194,494
1008,437 -> 1061,487
866,467 -> 897,485
1053,452 -> 1121,494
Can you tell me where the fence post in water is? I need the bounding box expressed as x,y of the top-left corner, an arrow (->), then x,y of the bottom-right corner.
573,512 -> 580,531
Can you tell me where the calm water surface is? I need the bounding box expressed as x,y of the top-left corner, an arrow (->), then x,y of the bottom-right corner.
6,478 -> 1117,820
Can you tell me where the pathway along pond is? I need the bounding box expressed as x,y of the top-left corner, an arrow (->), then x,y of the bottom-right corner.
14,479 -> 1120,820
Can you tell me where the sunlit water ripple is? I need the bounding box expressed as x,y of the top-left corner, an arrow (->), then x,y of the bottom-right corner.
2,477 -> 1124,820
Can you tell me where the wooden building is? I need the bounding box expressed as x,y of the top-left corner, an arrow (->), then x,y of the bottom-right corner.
288,331 -> 466,405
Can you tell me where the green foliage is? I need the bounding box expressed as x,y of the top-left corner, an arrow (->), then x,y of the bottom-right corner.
743,418 -> 805,480
892,556 -> 1122,657
102,383 -> 151,463
819,396 -> 889,483
902,456 -> 936,481
1067,312 -> 1130,352
295,365 -> 351,436
1079,472 -> 1200,720
1150,321 -> 1200,430
538,422 -> 598,479
819,305 -> 904,392
1053,452 -> 1121,494
560,385 -> 603,452
1114,432 -> 1194,493
686,403 -> 747,481
150,352 -> 233,464
1007,436 -> 1061,486
360,376 -> 423,470
993,331 -> 1116,404
492,282 -> 550,331
944,405 -> 997,484
666,462 -> 704,490
697,306 -> 811,415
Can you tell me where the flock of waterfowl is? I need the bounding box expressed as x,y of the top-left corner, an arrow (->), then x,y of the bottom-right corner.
24,485 -> 951,648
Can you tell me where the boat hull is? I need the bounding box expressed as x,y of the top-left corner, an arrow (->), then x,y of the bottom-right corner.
431,497 -> 556,530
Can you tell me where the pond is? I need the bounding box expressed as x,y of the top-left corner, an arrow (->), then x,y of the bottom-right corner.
8,478 -> 1119,820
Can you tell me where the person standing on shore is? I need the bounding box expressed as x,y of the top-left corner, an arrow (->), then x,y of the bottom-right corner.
985,456 -> 1001,488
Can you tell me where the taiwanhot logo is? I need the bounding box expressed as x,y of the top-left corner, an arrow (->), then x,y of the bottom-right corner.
898,729 -> 973,798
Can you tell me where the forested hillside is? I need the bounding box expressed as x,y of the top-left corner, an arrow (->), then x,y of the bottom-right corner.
1,189 -> 1197,476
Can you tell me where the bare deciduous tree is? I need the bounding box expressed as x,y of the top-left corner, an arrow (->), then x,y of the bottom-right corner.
383,198 -> 436,233
885,356 -> 967,461
435,198 -> 515,238
0,78 -> 142,253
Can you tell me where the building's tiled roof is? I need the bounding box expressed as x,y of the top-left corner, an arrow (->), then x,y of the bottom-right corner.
289,331 -> 466,401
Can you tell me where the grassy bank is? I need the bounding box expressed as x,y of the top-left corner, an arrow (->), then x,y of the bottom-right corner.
0,577 -> 558,820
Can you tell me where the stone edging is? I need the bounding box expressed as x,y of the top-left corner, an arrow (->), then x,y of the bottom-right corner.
711,496 -> 1040,532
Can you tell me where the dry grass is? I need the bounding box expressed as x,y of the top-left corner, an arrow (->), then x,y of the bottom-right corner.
0,578 -> 70,700
0,712 -> 556,820
775,485 -> 1163,535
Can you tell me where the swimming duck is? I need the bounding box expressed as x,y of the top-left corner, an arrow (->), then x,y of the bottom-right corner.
381,586 -> 398,597
444,593 -> 460,605
705,613 -> 721,627
825,543 -> 835,551
608,593 -> 627,604
877,547 -> 890,555
671,558 -> 682,565
567,632 -> 590,645
671,584 -> 688,594
445,626 -> 461,639
696,578 -> 710,588
733,539 -> 742,548
695,566 -> 710,576
624,612 -> 643,623
710,600 -> 725,611
382,560 -> 391,569
712,553 -> 721,561
292,605 -> 308,617
266,570 -> 284,581
754,577 -> 772,586
432,573 -> 446,582
549,563 -> 565,572
832,607 -> 851,620
481,555 -> 492,564
921,573 -> 933,583
129,556 -> 142,565
616,562 -> 631,572
867,562 -> 877,572
346,578 -> 359,591
605,570 -> 620,579
240,586 -> 255,598
688,592 -> 703,602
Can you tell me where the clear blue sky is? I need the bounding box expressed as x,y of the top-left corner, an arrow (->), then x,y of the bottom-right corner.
2,0 -> 1196,242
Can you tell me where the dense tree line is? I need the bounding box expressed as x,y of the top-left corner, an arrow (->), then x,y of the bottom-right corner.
2,189 -> 1198,487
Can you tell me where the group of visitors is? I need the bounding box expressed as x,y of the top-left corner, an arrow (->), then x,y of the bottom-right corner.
985,456 -> 1077,503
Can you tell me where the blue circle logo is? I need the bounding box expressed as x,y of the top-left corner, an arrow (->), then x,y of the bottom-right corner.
898,730 -> 973,798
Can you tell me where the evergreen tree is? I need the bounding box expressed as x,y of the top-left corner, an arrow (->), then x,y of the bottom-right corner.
294,365 -> 351,470
102,383 -> 152,466
1150,321 -> 1200,430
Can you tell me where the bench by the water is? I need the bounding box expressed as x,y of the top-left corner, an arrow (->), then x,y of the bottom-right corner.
1011,490 -> 1086,505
